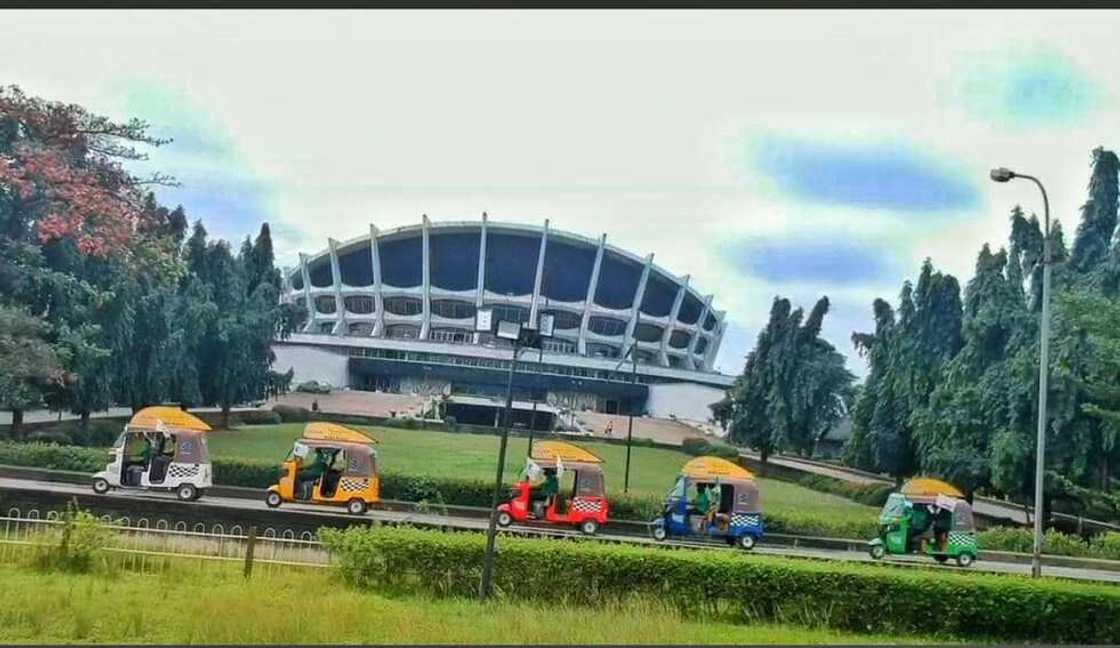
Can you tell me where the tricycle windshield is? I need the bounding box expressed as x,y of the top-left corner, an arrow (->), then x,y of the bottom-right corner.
112,432 -> 127,449
667,476 -> 686,501
881,493 -> 908,521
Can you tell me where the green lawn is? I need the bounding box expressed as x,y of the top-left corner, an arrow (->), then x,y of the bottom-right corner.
0,563 -> 935,644
209,423 -> 878,523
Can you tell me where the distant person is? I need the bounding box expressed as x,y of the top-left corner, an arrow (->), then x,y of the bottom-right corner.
312,400 -> 319,412
604,420 -> 614,438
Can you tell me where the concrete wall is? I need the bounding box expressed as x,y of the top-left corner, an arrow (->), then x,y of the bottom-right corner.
271,344 -> 349,389
645,382 -> 726,423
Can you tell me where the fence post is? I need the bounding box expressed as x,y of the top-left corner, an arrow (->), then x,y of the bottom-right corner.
244,526 -> 257,579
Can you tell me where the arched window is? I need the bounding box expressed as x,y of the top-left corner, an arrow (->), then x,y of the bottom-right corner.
431,300 -> 476,320
345,296 -> 375,314
315,296 -> 337,314
589,317 -> 627,337
384,296 -> 423,316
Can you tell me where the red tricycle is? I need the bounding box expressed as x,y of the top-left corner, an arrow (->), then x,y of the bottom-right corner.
496,440 -> 608,535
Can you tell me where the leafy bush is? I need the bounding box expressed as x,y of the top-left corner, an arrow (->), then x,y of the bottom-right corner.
34,504 -> 112,573
272,405 -> 311,423
680,437 -> 739,460
0,442 -> 105,472
443,416 -> 458,432
211,458 -> 281,488
322,525 -> 1120,643
795,474 -> 893,507
979,527 -> 1120,561
232,410 -> 283,426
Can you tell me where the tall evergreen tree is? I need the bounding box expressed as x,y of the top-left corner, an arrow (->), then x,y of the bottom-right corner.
1070,148 -> 1119,273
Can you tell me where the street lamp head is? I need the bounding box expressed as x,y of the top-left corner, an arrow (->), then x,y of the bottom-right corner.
990,167 -> 1016,183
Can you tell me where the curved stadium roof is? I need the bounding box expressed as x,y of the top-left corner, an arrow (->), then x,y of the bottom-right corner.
283,216 -> 726,372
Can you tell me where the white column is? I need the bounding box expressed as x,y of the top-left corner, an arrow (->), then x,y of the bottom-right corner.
369,224 -> 385,337
577,233 -> 607,355
529,219 -> 550,327
328,238 -> 345,336
623,253 -> 655,358
473,213 -> 489,344
686,294 -> 714,371
704,310 -> 726,370
299,253 -> 314,334
659,275 -> 689,366
420,214 -> 432,340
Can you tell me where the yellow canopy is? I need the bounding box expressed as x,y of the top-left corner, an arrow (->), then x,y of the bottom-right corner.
302,422 -> 377,445
900,477 -> 964,499
530,440 -> 602,464
128,406 -> 212,432
681,456 -> 754,481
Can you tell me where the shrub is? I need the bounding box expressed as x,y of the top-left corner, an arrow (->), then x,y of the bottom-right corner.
234,410 -> 283,426
794,474 -> 892,508
34,504 -> 112,573
443,416 -> 458,432
0,441 -> 105,472
211,458 -> 283,488
979,527 -> 1120,561
680,437 -> 710,456
322,525 -> 1120,643
272,405 -> 311,423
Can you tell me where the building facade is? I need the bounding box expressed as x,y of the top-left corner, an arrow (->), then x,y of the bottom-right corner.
274,216 -> 733,423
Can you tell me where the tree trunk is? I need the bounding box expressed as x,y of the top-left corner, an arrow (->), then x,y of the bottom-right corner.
1102,454 -> 1111,491
10,409 -> 24,439
78,410 -> 91,434
221,404 -> 231,430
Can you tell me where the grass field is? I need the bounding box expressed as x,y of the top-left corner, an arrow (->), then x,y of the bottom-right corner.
208,423 -> 879,524
0,562 -> 933,644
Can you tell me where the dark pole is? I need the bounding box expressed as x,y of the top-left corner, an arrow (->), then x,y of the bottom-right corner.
479,341 -> 521,600
623,312 -> 640,493
527,343 -> 545,455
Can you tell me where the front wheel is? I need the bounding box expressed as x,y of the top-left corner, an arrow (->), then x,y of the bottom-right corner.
176,484 -> 197,501
652,525 -> 667,541
497,511 -> 513,527
869,543 -> 886,560
92,478 -> 110,495
265,491 -> 282,508
956,553 -> 975,568
347,499 -> 366,515
580,519 -> 599,536
933,554 -> 948,564
738,533 -> 756,550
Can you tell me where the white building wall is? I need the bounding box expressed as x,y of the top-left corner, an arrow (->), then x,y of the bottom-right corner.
272,344 -> 349,389
645,382 -> 727,423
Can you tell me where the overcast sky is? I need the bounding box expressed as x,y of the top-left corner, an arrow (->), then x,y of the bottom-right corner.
5,10 -> 1119,376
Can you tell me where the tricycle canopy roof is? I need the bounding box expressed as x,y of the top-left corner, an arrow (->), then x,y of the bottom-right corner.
530,441 -> 602,464
127,406 -> 211,433
301,422 -> 377,445
900,477 -> 964,499
680,456 -> 754,481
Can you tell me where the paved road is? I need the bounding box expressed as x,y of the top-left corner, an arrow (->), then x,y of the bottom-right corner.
3,475 -> 1118,584
0,406 -> 265,426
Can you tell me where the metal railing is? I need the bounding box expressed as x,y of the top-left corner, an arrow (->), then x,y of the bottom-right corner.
0,506 -> 330,575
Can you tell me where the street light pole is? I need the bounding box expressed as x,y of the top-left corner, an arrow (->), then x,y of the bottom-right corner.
527,344 -> 544,456
990,167 -> 1050,579
479,340 -> 521,600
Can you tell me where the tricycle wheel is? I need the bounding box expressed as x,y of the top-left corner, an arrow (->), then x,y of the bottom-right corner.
956,553 -> 975,568
652,525 -> 667,541
347,498 -> 366,515
933,554 -> 948,564
580,519 -> 599,536
265,491 -> 282,508
92,478 -> 110,495
497,511 -> 512,527
738,534 -> 756,550
869,543 -> 886,560
176,484 -> 197,501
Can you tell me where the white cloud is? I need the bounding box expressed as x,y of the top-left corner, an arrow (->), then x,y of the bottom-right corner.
4,9 -> 1120,376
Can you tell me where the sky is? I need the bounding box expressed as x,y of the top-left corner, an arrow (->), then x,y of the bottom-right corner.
4,10 -> 1119,377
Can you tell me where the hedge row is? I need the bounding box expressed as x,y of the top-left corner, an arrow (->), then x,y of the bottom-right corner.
321,525 -> 1120,643
979,526 -> 1120,562
795,473 -> 894,507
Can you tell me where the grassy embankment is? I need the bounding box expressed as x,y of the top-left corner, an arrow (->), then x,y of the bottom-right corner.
0,561 -> 929,644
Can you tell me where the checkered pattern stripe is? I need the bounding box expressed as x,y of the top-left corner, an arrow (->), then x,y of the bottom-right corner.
167,464 -> 199,479
731,513 -> 761,529
948,531 -> 976,549
571,499 -> 603,513
339,477 -> 370,493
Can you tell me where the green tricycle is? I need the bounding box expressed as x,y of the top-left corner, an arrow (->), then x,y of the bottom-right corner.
868,477 -> 979,568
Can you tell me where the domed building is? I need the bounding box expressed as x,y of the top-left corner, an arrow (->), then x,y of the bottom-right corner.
273,215 -> 733,427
